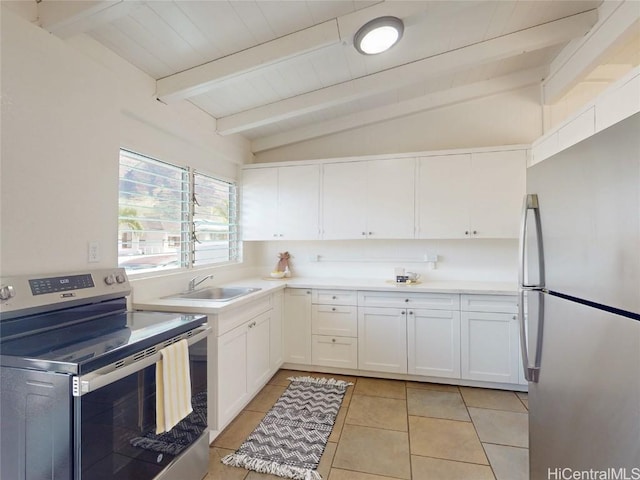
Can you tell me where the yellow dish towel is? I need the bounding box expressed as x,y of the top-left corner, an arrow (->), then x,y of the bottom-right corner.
156,339 -> 193,434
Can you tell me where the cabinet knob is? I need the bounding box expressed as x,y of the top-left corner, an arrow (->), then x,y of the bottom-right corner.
404,298 -> 409,303
361,232 -> 366,236
465,231 -> 470,235
368,232 -> 373,235
401,311 -> 406,315
512,315 -> 517,320
273,233 -> 278,237
332,307 -> 336,311
409,311 -> 414,315
332,296 -> 337,299
331,338 -> 336,343
473,230 -> 478,235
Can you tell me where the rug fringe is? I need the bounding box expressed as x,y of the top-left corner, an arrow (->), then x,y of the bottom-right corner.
287,376 -> 353,388
221,452 -> 322,480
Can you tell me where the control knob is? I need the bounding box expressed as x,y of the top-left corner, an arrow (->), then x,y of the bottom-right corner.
0,285 -> 15,301
104,274 -> 116,285
115,273 -> 127,284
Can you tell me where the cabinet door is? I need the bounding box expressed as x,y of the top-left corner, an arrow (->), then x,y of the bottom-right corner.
217,324 -> 248,427
242,168 -> 278,240
358,307 -> 407,374
366,158 -> 415,239
247,311 -> 271,393
461,311 -> 519,383
408,309 -> 461,378
283,289 -> 312,364
270,291 -> 284,371
469,150 -> 526,238
322,162 -> 367,239
416,154 -> 471,238
278,165 -> 320,240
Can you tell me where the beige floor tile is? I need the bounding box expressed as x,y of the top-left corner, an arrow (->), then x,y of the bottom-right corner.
329,468 -> 404,480
244,384 -> 287,413
516,392 -> 528,400
483,443 -> 529,480
407,388 -> 470,422
333,424 -> 411,479
346,394 -> 408,431
468,407 -> 529,448
411,455 -> 495,480
267,369 -> 300,386
406,381 -> 460,393
329,469 -> 404,480
460,387 -> 528,412
212,410 -> 265,450
354,377 -> 406,399
208,447 -> 248,480
328,405 -> 348,443
409,416 -> 488,465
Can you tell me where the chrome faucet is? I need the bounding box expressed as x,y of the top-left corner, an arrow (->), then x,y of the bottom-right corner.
188,274 -> 214,292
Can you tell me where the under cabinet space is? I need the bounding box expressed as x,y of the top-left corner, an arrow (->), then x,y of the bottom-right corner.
311,335 -> 358,369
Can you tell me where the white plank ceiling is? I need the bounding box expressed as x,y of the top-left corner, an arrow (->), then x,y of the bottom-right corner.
37,0 -> 605,152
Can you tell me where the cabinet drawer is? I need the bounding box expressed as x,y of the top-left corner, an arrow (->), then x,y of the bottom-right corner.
312,289 -> 357,305
312,335 -> 358,369
358,291 -> 459,310
461,294 -> 518,314
312,305 -> 357,337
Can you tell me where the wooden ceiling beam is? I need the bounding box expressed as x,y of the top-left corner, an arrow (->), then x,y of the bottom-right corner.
155,20 -> 341,104
218,10 -> 597,136
251,66 -> 547,152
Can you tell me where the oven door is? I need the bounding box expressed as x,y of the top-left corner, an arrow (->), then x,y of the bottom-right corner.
74,326 -> 210,480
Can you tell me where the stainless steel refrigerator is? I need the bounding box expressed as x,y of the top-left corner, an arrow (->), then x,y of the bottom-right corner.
520,112 -> 640,479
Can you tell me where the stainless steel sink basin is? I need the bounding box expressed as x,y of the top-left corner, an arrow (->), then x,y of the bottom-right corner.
164,286 -> 261,301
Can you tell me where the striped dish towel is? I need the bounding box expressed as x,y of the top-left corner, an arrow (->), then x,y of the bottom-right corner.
156,339 -> 193,434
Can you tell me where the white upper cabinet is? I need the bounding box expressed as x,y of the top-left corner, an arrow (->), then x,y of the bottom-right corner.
322,158 -> 415,239
242,164 -> 320,241
416,154 -> 471,239
416,149 -> 526,239
469,150 -> 526,239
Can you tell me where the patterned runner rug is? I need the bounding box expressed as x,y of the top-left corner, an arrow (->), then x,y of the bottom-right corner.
221,376 -> 352,480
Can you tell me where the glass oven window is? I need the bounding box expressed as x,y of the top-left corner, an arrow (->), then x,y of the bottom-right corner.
78,337 -> 207,480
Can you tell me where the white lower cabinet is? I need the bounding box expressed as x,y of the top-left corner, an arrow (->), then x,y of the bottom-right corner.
270,290 -> 284,370
311,335 -> 358,369
408,308 -> 461,378
358,307 -> 407,374
284,288 -> 312,364
460,294 -> 519,384
217,320 -> 249,426
217,309 -> 272,429
311,290 -> 358,368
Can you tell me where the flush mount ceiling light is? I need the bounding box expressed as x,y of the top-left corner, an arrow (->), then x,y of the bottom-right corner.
354,16 -> 404,55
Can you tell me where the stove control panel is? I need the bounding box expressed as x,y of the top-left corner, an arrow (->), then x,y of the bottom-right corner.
0,268 -> 131,318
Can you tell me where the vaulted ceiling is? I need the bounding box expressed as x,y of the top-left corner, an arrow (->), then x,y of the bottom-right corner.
37,0 -> 602,153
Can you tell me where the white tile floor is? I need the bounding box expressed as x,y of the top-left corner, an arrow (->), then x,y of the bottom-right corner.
207,370 -> 529,480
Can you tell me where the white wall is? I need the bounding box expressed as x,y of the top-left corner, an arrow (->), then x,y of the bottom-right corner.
0,7 -> 253,280
253,86 -> 542,163
252,239 -> 519,283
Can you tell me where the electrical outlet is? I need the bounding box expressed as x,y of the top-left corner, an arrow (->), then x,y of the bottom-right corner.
88,241 -> 100,263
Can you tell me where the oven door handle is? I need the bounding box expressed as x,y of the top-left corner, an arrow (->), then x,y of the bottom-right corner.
72,325 -> 211,397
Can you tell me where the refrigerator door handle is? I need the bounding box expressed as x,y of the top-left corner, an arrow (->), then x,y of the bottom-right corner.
518,193 -> 545,383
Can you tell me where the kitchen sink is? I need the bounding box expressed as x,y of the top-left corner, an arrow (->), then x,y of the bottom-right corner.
164,286 -> 261,301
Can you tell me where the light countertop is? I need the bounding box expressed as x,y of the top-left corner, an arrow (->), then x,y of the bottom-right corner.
132,276 -> 517,314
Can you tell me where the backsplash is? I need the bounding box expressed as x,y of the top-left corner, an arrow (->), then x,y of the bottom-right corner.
252,239 -> 519,283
